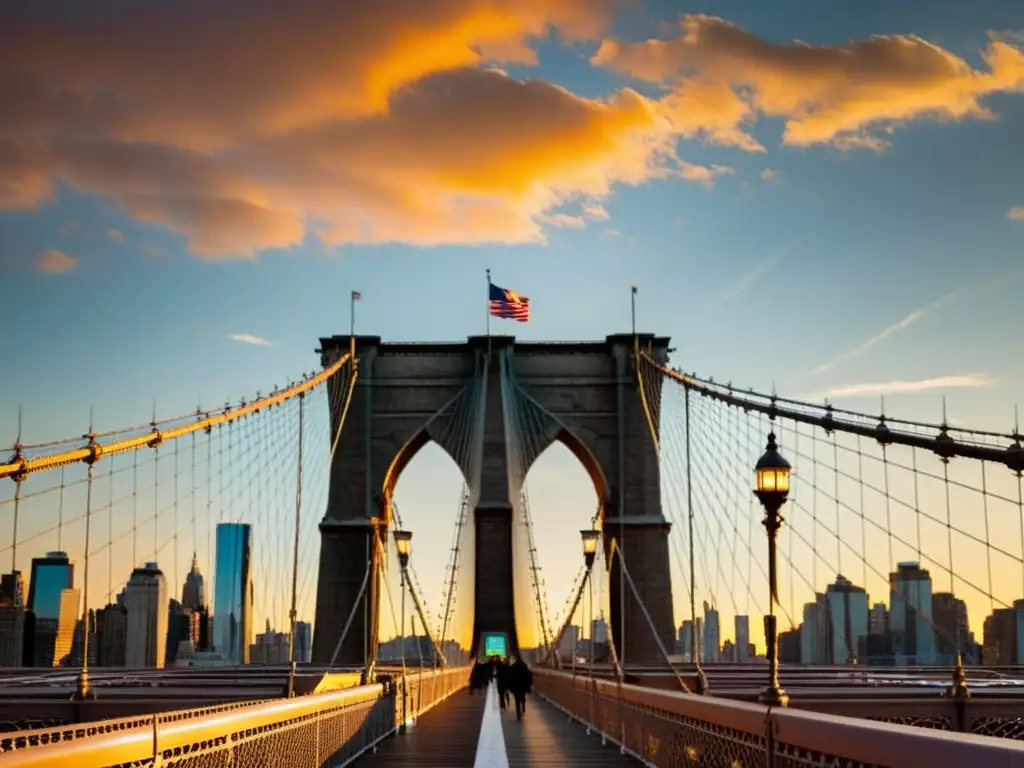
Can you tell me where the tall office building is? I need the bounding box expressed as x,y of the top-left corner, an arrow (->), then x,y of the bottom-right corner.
890,562 -> 935,665
44,588 -> 80,667
702,601 -> 720,662
27,552 -> 74,619
801,594 -> 827,664
125,562 -> 169,668
214,523 -> 253,665
869,603 -> 888,635
0,572 -> 25,667
591,615 -> 608,645
294,621 -> 312,663
734,615 -> 750,662
26,552 -> 75,666
825,575 -> 869,664
932,592 -> 970,663
182,553 -> 207,611
96,603 -> 127,666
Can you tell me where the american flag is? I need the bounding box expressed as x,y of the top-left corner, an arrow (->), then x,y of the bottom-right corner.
488,283 -> 530,322
351,290 -> 361,301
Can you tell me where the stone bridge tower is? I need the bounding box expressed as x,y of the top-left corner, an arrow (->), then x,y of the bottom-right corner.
311,334 -> 674,668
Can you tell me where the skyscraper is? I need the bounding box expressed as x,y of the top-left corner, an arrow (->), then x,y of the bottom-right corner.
215,523 -> 253,665
890,562 -> 935,665
96,603 -> 127,666
801,594 -> 827,664
825,575 -> 868,664
932,592 -> 970,663
0,572 -> 25,667
182,553 -> 206,611
49,588 -> 80,666
702,601 -> 720,662
734,615 -> 750,662
26,552 -> 74,665
27,552 -> 74,620
125,562 -> 169,668
294,621 -> 312,663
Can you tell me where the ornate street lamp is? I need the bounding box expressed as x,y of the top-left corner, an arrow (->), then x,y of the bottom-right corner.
394,530 -> 412,570
754,432 -> 791,707
581,529 -> 600,570
393,529 -> 413,732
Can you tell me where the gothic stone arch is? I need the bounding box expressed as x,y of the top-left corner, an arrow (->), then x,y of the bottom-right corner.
311,334 -> 675,668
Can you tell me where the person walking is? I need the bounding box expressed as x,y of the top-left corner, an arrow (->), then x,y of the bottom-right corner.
495,657 -> 511,710
507,657 -> 533,719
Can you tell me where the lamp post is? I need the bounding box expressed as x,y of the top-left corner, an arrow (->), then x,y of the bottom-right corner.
581,529 -> 600,570
754,432 -> 791,707
394,529 -> 412,733
580,530 -> 600,671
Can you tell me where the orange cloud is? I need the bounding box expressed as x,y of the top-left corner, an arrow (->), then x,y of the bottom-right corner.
36,249 -> 77,275
107,229 -> 126,241
1009,206 -> 1024,220
593,15 -> 1024,151
1,1 -> 733,257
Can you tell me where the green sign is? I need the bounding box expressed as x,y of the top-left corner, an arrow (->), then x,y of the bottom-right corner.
484,634 -> 507,658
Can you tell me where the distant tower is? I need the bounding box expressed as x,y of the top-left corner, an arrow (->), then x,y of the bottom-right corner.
214,523 -> 253,664
181,553 -> 206,611
294,621 -> 312,664
0,572 -> 25,667
125,562 -> 169,668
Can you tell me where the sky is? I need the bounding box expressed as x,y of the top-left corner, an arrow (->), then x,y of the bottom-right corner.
1,0 -> 1024,656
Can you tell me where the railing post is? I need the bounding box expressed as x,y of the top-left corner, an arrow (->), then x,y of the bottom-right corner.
949,654 -> 971,732
151,716 -> 159,768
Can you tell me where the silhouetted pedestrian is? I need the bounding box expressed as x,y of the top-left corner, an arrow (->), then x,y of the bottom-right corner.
469,663 -> 487,694
507,657 -> 533,719
493,657 -> 510,709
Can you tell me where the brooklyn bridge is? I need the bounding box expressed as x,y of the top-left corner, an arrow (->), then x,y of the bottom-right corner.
2,332 -> 1024,766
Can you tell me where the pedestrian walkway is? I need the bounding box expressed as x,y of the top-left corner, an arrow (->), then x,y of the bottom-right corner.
501,693 -> 640,767
356,687 -> 486,767
355,680 -> 640,767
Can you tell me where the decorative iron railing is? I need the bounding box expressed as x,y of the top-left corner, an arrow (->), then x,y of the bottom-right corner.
0,666 -> 470,767
532,668 -> 1024,767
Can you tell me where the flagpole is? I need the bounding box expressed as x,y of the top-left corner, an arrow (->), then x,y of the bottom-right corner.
350,291 -> 358,359
486,268 -> 492,337
626,286 -> 634,339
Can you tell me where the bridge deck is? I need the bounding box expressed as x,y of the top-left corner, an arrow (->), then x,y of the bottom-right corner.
357,689 -> 485,767
501,694 -> 639,767
357,686 -> 639,766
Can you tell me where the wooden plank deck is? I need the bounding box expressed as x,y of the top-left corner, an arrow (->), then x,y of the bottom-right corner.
355,689 -> 486,767
501,694 -> 641,767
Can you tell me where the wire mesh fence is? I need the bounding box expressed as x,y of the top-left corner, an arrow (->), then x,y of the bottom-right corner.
532,668 -> 1024,767
0,666 -> 471,768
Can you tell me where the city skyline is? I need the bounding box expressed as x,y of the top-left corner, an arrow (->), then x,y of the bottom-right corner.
2,1 -> 1024,663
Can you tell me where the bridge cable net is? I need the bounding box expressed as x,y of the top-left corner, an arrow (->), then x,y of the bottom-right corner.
0,354 -> 356,679
369,365 -> 484,667
637,350 -> 1024,672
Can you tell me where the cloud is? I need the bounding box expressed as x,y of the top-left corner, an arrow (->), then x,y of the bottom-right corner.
106,228 -> 126,241
36,248 -> 77,274
679,161 -> 733,185
593,15 -> 1024,151
602,228 -> 622,237
229,333 -> 275,346
581,201 -> 610,221
818,374 -> 996,400
712,253 -> 781,306
809,291 -> 958,376
761,168 -> 777,181
0,0 -> 734,259
1009,205 -> 1024,220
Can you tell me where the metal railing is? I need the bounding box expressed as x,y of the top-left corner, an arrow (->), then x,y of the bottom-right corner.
532,668 -> 1024,767
1,666 -> 470,767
